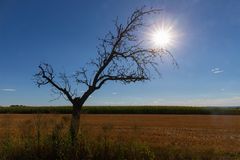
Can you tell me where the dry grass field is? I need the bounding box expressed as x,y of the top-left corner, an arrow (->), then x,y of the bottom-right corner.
0,114 -> 239,154
81,114 -> 240,153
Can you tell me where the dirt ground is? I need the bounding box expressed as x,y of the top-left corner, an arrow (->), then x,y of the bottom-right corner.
0,114 -> 239,153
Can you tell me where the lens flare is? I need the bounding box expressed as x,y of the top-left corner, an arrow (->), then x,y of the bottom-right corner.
149,24 -> 175,49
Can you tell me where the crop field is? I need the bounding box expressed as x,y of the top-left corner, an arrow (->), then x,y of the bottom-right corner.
1,106 -> 240,114
0,114 -> 239,159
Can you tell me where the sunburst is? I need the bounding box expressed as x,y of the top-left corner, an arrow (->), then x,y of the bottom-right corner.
149,24 -> 175,49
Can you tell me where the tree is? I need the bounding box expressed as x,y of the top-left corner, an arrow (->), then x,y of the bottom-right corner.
34,7 -> 177,143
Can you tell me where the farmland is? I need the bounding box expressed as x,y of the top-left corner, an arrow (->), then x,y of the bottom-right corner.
0,113 -> 239,159
0,106 -> 240,114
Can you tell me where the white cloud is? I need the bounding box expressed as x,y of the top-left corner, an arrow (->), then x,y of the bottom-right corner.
211,68 -> 224,74
112,92 -> 117,95
152,98 -> 164,105
1,89 -> 16,92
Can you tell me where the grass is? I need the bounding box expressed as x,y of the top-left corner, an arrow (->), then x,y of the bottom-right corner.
0,105 -> 240,114
0,114 -> 239,159
0,115 -> 155,160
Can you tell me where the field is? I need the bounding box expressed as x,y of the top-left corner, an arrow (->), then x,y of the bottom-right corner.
0,113 -> 239,159
1,106 -> 240,114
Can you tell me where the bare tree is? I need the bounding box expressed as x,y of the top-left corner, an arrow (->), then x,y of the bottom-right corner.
34,7 -> 177,143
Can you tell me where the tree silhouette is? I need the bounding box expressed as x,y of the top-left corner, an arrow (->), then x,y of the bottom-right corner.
34,7 -> 177,143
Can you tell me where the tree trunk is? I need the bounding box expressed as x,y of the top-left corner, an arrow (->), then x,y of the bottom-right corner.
70,104 -> 82,144
69,93 -> 91,145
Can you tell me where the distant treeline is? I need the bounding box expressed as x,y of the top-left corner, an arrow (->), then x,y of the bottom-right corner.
0,106 -> 240,115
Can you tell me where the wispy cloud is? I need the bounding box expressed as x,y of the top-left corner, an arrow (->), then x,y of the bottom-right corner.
1,88 -> 16,92
153,98 -> 164,105
211,68 -> 224,74
112,92 -> 117,95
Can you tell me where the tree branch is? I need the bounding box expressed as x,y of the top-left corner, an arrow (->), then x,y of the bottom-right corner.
34,63 -> 74,103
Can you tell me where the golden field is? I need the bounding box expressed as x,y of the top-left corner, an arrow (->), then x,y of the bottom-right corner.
0,114 -> 239,154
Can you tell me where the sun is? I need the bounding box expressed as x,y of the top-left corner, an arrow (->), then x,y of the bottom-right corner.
152,29 -> 171,47
149,25 -> 174,48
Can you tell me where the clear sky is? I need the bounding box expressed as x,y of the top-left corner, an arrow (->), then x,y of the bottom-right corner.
0,0 -> 240,106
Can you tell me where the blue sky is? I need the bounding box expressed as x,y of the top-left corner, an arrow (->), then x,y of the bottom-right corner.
0,0 -> 240,106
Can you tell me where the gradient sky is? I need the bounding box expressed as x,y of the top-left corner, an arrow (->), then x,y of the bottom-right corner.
0,0 -> 240,106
